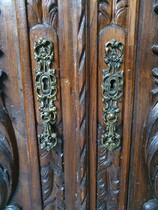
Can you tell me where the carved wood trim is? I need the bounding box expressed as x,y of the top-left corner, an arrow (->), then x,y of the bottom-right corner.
26,1 -> 65,209
143,3 -> 158,209
0,69 -> 21,209
98,0 -> 128,31
97,1 -> 127,208
27,0 -> 58,30
58,0 -> 88,209
96,0 -> 139,209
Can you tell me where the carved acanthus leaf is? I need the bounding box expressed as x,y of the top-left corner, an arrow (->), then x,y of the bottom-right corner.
42,0 -> 58,28
98,0 -> 128,30
98,0 -> 112,30
114,0 -> 128,27
27,0 -> 42,27
27,0 -> 58,29
97,124 -> 120,209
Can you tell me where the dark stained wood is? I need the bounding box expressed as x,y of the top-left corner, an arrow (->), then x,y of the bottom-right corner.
94,1 -> 139,209
119,0 -> 139,209
128,0 -> 158,209
58,0 -> 88,209
0,0 -> 42,209
0,71 -> 20,209
0,0 -> 157,209
14,1 -> 43,208
89,0 -> 97,209
27,1 -> 65,208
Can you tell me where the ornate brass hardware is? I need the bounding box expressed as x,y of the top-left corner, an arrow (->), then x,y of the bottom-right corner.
101,39 -> 124,151
34,37 -> 57,151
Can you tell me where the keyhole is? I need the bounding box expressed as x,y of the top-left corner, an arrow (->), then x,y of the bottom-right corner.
110,79 -> 115,90
43,78 -> 49,91
41,76 -> 50,94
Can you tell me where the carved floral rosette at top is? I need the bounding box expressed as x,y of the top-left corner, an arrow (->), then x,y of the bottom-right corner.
34,37 -> 57,151
101,39 -> 124,151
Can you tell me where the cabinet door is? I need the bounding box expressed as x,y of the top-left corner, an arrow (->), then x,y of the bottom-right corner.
128,0 -> 158,209
0,1 -> 42,209
1,0 -> 157,210
1,0 -> 89,209
89,0 -> 139,209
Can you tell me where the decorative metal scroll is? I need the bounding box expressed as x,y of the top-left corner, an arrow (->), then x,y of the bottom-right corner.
34,37 -> 57,151
101,39 -> 124,151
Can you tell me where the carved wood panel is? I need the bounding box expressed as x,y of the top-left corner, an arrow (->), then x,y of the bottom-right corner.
89,0 -> 139,209
142,4 -> 158,208
0,58 -> 21,209
58,0 -> 88,209
27,0 -> 88,209
26,1 -> 65,209
0,1 -> 42,209
128,0 -> 158,209
1,0 -> 157,209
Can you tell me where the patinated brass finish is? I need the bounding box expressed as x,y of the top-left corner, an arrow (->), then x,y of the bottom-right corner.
101,39 -> 124,151
34,37 -> 57,151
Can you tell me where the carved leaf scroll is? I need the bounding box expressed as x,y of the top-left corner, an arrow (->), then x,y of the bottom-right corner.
98,0 -> 128,31
27,0 -> 58,29
97,124 -> 120,210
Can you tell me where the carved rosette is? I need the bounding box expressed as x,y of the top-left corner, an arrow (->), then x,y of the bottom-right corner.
101,39 -> 124,151
34,37 -> 58,151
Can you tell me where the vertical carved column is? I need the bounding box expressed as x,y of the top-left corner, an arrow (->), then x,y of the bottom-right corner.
143,1 -> 158,209
26,1 -> 64,209
58,0 -> 88,209
78,1 -> 88,209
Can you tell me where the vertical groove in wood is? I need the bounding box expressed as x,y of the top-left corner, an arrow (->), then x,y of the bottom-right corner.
58,0 -> 88,209
128,0 -> 158,208
13,0 -> 43,209
89,0 -> 98,209
78,1 -> 88,209
119,0 -> 140,209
